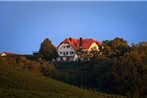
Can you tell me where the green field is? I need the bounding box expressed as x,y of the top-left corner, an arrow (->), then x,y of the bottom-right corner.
0,62 -> 125,98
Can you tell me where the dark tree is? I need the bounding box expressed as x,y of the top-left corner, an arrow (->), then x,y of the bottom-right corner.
38,38 -> 58,61
102,37 -> 130,58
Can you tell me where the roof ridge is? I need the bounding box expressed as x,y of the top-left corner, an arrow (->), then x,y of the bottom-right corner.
57,37 -> 103,50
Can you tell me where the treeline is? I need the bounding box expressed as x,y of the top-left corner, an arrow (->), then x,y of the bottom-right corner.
0,37 -> 147,98
52,38 -> 147,98
0,38 -> 58,76
0,56 -> 57,77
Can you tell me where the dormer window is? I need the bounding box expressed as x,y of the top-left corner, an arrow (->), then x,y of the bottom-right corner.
67,45 -> 70,48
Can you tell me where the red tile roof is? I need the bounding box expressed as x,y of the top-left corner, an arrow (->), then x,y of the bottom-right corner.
58,38 -> 103,50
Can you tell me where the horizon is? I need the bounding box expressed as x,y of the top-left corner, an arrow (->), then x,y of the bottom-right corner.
0,1 -> 147,54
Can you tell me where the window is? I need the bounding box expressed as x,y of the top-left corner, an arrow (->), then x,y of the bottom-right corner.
63,52 -> 65,55
70,51 -> 74,54
93,46 -> 97,50
66,51 -> 68,55
91,46 -> 97,50
67,45 -> 70,48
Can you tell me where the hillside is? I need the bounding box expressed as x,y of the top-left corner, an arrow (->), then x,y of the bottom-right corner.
0,62 -> 125,98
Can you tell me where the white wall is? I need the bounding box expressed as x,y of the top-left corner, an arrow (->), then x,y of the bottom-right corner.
1,53 -> 7,56
57,43 -> 76,57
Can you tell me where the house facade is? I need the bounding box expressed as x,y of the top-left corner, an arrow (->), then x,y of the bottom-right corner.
57,37 -> 103,61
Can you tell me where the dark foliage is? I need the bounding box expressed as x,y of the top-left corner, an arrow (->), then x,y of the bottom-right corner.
38,38 -> 58,61
0,37 -> 146,98
0,55 -> 57,77
0,62 -> 126,98
53,38 -> 147,98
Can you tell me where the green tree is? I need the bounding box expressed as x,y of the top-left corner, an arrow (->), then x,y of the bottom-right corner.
102,37 -> 129,58
110,37 -> 129,56
38,38 -> 58,61
110,43 -> 147,97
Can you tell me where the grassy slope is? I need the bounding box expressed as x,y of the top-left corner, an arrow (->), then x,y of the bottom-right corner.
0,63 -> 125,98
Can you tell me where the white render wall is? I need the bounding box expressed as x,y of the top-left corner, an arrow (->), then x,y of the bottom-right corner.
1,53 -> 7,56
57,43 -> 76,57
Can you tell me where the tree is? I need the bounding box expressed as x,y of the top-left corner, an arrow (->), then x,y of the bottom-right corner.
38,38 -> 58,61
110,43 -> 147,97
111,38 -> 129,55
102,37 -> 129,58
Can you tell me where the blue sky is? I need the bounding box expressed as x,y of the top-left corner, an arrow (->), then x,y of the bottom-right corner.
0,1 -> 147,54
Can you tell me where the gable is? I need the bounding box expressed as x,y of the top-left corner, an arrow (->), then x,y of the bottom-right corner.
88,42 -> 99,51
1,53 -> 7,56
58,43 -> 74,50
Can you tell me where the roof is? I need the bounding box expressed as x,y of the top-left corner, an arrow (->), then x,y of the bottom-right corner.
0,52 -> 17,56
58,38 -> 103,50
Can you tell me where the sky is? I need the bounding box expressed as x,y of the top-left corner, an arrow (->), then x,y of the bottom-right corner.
0,1 -> 147,54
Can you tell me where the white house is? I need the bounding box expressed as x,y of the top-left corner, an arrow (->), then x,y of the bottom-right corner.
57,37 -> 103,61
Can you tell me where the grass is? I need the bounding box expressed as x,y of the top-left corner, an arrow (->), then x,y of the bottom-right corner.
0,62 -> 126,98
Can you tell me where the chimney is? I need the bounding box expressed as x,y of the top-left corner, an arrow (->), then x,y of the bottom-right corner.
69,37 -> 72,41
80,37 -> 82,47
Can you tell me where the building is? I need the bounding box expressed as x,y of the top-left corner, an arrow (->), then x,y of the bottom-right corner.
57,37 -> 103,61
0,52 -> 16,57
